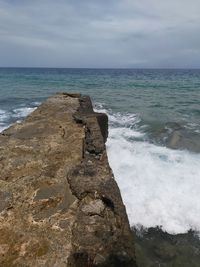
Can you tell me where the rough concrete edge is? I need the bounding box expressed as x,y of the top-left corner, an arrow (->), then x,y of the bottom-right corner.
67,93 -> 137,267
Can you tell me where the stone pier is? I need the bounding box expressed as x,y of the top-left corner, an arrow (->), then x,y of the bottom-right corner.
0,93 -> 137,267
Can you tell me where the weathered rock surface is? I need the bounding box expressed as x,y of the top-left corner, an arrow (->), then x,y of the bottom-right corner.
0,93 -> 137,267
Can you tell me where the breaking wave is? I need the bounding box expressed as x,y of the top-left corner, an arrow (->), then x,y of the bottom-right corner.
0,105 -> 37,133
95,104 -> 200,234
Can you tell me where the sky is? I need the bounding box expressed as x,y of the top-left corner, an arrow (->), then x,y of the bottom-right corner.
0,0 -> 200,68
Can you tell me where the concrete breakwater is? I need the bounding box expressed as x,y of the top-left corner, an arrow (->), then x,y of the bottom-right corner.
0,93 -> 137,267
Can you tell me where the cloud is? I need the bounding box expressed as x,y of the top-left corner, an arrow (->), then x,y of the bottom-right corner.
0,0 -> 200,67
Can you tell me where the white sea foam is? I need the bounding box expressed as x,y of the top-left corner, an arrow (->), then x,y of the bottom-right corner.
0,109 -> 9,122
96,106 -> 200,234
0,109 -> 9,132
0,125 -> 7,132
32,101 -> 41,106
13,107 -> 37,118
0,106 -> 37,133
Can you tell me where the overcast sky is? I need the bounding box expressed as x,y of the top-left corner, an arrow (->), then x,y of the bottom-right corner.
0,0 -> 200,68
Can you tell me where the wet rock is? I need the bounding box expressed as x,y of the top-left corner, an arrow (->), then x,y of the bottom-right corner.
167,130 -> 200,152
154,243 -> 177,261
133,227 -> 200,267
153,122 -> 200,153
95,113 -> 108,143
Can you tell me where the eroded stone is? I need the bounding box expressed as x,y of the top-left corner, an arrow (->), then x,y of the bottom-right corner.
0,93 -> 137,267
0,191 -> 13,213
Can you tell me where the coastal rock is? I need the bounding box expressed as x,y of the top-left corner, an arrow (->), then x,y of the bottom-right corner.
133,227 -> 200,267
0,93 -> 137,267
154,122 -> 200,153
166,130 -> 200,152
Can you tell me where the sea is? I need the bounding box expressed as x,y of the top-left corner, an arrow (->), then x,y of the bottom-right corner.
0,68 -> 200,235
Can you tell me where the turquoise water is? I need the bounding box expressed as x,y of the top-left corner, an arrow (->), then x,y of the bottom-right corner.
0,68 -> 200,134
0,68 -> 200,234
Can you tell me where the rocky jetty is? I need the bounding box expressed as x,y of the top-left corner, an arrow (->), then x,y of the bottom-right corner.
0,93 -> 137,267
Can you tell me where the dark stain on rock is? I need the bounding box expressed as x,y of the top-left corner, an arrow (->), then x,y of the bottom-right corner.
30,239 -> 49,257
33,183 -> 75,221
0,191 -> 13,213
101,197 -> 115,211
59,219 -> 69,229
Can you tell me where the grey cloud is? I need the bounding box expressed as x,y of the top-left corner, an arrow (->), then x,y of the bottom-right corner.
0,0 -> 200,67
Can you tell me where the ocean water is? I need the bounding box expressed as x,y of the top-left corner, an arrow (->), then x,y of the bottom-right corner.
0,68 -> 200,234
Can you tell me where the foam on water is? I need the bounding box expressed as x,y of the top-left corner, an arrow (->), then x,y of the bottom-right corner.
0,125 -> 7,132
96,105 -> 200,234
0,109 -> 9,132
0,109 -> 9,122
13,107 -> 37,118
0,106 -> 38,133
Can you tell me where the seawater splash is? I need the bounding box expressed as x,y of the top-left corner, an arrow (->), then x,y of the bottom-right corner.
0,109 -> 8,120
13,107 -> 37,118
95,104 -> 200,234
0,109 -> 10,132
0,106 -> 38,133
1,101 -> 200,234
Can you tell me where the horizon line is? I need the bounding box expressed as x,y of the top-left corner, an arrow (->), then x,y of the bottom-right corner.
0,67 -> 200,70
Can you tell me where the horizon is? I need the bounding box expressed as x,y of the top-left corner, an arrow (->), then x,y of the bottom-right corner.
1,67 -> 200,70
